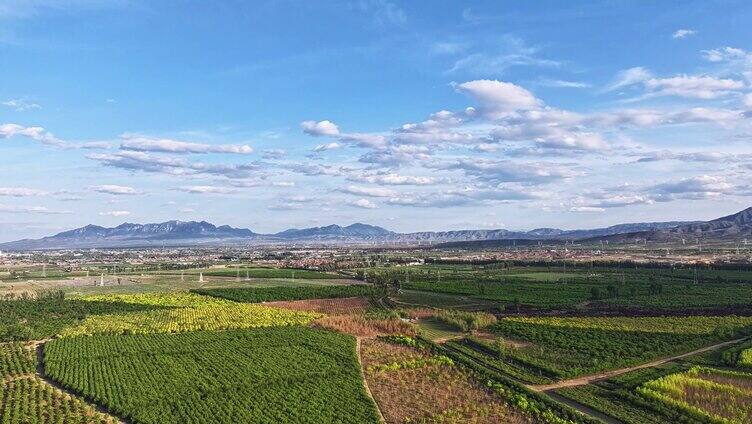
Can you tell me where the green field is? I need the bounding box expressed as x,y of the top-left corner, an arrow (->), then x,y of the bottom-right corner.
193,284 -> 381,303
373,264 -> 752,311
44,328 -> 381,424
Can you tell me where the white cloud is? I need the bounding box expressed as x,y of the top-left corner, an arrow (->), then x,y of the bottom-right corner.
120,135 -> 254,154
456,80 -> 541,117
672,29 -> 696,39
339,185 -> 397,198
175,186 -> 236,194
0,205 -> 71,215
744,93 -> 752,108
349,172 -> 436,186
2,98 -> 41,111
570,206 -> 605,213
98,210 -> 131,217
643,75 -> 744,99
0,187 -> 47,197
313,142 -> 341,152
537,79 -> 591,88
301,120 -> 340,137
702,46 -> 749,63
0,123 -> 65,147
91,185 -> 140,195
606,67 -> 653,92
348,198 -> 378,209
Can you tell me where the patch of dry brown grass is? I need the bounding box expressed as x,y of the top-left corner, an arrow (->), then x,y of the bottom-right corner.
312,315 -> 416,338
264,296 -> 370,315
361,339 -> 535,424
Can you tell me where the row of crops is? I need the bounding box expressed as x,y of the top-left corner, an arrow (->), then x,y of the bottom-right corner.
472,316 -> 752,380
0,342 -> 117,423
192,284 -> 382,303
44,328 -> 381,424
385,264 -> 752,310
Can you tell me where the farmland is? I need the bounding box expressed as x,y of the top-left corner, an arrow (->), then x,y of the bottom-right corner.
382,264 -> 752,312
638,367 -> 752,423
44,328 -> 381,423
0,343 -> 118,423
2,256 -> 752,423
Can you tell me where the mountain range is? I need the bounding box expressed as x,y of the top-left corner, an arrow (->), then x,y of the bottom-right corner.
2,207 -> 751,250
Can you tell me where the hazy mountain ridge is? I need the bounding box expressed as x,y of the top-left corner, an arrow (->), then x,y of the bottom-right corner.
0,214 -> 726,250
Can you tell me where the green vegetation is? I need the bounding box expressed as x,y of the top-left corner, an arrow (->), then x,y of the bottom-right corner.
375,264 -> 752,310
433,310 -> 497,332
0,342 -> 36,378
172,267 -> 339,279
488,316 -> 752,378
60,293 -> 320,337
193,284 -> 381,303
638,367 -> 752,423
0,291 -> 161,342
0,376 -> 117,424
44,327 -> 381,424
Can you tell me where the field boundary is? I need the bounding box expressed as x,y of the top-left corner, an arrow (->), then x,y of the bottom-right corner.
34,340 -> 129,424
528,337 -> 748,392
356,337 -> 386,424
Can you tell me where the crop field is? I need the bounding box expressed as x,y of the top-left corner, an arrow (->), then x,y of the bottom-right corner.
360,337 -> 535,423
193,284 -> 381,303
1,342 -> 118,423
60,293 -> 320,336
637,367 -> 752,423
381,264 -> 752,311
0,292 -> 163,342
482,316 -> 752,379
164,267 -> 340,279
263,296 -> 371,315
44,328 -> 381,424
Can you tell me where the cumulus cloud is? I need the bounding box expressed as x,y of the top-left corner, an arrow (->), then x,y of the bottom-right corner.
98,210 -> 131,217
0,123 -> 65,147
672,29 -> 696,39
338,185 -> 397,197
455,80 -> 541,118
301,120 -> 340,136
120,135 -> 253,154
347,198 -> 378,209
649,175 -> 733,200
91,185 -> 140,195
0,187 -> 48,197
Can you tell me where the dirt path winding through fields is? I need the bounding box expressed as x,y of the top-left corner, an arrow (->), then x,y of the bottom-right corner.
356,337 -> 386,424
527,337 -> 748,392
33,340 -> 129,424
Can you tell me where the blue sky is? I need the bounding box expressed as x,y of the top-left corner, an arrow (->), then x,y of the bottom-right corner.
2,0 -> 752,241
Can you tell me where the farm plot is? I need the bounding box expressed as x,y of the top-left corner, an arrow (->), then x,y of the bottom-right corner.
638,367 -> 752,423
0,342 -> 118,424
0,292 -> 163,342
193,284 -> 381,303
487,316 -> 752,379
263,296 -> 371,315
173,267 -> 339,279
44,327 -> 381,424
60,293 -> 320,337
361,338 -> 535,423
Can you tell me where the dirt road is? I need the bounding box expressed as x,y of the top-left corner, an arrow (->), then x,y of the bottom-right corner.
527,337 -> 747,392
